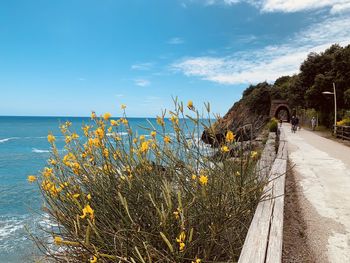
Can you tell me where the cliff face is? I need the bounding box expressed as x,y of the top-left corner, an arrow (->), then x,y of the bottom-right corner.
202,83 -> 271,146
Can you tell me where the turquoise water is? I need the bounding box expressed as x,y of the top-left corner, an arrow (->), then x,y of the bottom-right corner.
0,116 -> 203,262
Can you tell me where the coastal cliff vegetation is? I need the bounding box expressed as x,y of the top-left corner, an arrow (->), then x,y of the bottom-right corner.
202,43 -> 350,143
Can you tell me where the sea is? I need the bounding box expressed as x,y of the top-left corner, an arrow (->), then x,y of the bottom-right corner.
0,116 -> 205,263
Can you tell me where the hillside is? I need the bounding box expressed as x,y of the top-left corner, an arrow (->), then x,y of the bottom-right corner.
202,43 -> 350,145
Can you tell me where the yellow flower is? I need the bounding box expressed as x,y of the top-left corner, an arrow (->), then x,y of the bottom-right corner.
27,175 -> 37,183
120,118 -> 128,125
87,194 -> 92,200
187,100 -> 194,110
176,231 -> 186,243
91,111 -> 97,119
170,115 -> 179,125
225,131 -> 235,143
90,256 -> 97,263
47,134 -> 56,143
49,159 -> 57,165
156,116 -> 165,126
80,204 -> 94,220
151,131 -> 156,137
133,138 -> 138,144
221,145 -> 229,153
192,258 -> 201,263
199,175 -> 208,186
95,127 -> 104,139
140,141 -> 149,153
41,180 -> 52,191
121,104 -> 126,110
65,135 -> 72,144
110,119 -> 118,126
103,112 -> 111,120
236,171 -> 241,176
164,136 -> 171,144
43,167 -> 53,177
173,211 -> 180,220
113,151 -> 121,160
179,242 -> 185,251
49,185 -> 62,197
72,163 -> 81,174
191,174 -> 197,180
139,135 -> 145,141
103,148 -> 109,158
82,125 -> 91,136
88,138 -> 100,147
73,193 -> 80,198
251,151 -> 258,158
54,236 -> 62,245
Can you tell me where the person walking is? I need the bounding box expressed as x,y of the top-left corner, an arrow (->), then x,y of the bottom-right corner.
291,116 -> 297,133
311,116 -> 316,131
295,116 -> 300,130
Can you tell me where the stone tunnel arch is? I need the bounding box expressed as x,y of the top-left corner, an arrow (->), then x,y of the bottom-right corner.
269,100 -> 291,122
274,105 -> 291,122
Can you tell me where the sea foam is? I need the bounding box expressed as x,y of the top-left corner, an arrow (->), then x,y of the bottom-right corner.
32,148 -> 50,153
0,137 -> 19,143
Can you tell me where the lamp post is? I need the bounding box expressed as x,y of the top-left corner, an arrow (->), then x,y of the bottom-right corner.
322,82 -> 337,134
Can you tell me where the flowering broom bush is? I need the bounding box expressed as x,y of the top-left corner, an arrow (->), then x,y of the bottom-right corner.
337,117 -> 350,126
29,100 -> 267,263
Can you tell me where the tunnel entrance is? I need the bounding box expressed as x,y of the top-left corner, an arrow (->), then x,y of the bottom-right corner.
275,106 -> 291,122
269,100 -> 291,122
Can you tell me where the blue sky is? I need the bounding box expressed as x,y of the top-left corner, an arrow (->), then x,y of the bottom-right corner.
0,0 -> 350,117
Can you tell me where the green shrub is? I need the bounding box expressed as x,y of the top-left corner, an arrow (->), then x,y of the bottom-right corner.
29,100 -> 267,263
268,118 -> 278,133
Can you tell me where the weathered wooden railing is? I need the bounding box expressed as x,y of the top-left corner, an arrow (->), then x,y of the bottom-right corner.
335,125 -> 350,140
238,127 -> 287,263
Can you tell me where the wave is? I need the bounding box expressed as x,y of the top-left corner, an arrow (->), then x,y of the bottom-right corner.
107,132 -> 128,137
32,148 -> 50,153
0,215 -> 26,242
0,137 -> 19,143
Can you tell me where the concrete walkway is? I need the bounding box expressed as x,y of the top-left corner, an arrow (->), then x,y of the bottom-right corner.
285,124 -> 350,262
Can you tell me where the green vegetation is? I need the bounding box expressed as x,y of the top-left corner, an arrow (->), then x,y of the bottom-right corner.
243,44 -> 350,127
30,101 -> 266,263
268,118 -> 278,133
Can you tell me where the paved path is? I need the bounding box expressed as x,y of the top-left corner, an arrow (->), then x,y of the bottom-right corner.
285,124 -> 350,262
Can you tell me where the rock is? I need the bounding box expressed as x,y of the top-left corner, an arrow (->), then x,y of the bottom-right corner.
202,83 -> 271,146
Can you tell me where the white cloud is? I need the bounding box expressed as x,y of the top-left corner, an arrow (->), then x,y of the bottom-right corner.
196,0 -> 350,14
134,79 -> 151,87
167,37 -> 185,45
261,0 -> 350,13
330,1 -> 350,13
172,16 -> 350,85
131,62 -> 153,70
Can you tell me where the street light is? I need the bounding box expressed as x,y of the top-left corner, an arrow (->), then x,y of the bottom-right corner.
322,82 -> 337,134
